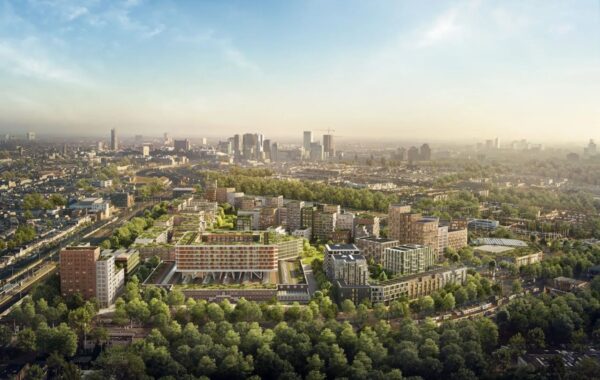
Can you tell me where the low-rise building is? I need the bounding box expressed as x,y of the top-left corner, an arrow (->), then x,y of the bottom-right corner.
370,266 -> 467,304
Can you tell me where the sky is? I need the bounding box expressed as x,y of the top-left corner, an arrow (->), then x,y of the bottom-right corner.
0,0 -> 599,142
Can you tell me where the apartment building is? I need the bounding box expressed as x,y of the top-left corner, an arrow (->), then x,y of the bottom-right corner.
286,200 -> 305,233
96,255 -> 125,308
60,246 -> 100,300
381,244 -> 435,275
60,246 -> 124,307
326,254 -> 369,286
355,237 -> 399,263
370,266 -> 468,304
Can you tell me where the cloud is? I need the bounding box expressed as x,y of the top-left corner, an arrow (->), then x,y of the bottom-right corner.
0,39 -> 92,86
417,8 -> 462,47
67,6 -> 88,21
180,31 -> 260,72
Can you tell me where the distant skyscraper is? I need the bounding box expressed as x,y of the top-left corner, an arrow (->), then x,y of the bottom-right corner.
310,142 -> 324,161
233,134 -> 241,157
26,132 -> 35,141
110,128 -> 118,151
323,134 -> 335,158
271,142 -> 279,162
242,133 -> 256,159
407,146 -> 419,162
134,134 -> 143,146
584,139 -> 597,157
263,139 -> 271,160
494,137 -> 500,149
174,139 -> 191,152
97,141 -> 104,151
303,131 -> 313,156
420,143 -> 431,161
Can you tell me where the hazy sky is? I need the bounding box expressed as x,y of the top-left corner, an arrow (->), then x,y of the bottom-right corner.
0,0 -> 599,142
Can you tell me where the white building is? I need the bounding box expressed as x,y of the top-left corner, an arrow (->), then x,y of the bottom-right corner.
96,255 -> 125,308
70,197 -> 111,219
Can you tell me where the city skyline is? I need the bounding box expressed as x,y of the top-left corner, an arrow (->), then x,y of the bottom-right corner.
0,0 -> 599,141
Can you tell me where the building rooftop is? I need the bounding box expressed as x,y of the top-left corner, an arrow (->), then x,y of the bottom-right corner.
357,236 -> 398,243
325,243 -> 360,252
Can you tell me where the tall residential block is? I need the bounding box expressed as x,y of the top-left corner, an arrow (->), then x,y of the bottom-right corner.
60,246 -> 100,300
381,244 -> 435,275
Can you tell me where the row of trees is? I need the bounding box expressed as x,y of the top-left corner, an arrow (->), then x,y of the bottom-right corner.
22,193 -> 67,210
100,202 -> 169,249
203,171 -> 399,212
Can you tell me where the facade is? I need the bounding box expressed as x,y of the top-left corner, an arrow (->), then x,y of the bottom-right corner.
60,246 -> 100,300
286,201 -> 305,232
370,266 -> 468,304
447,228 -> 468,251
355,237 -> 399,263
381,244 -> 435,275
326,254 -> 369,286
354,215 -> 380,238
264,195 -> 284,208
204,180 -> 217,202
96,255 -> 125,308
313,210 -> 337,241
259,207 -> 278,230
387,204 -> 416,242
175,244 -> 278,274
216,187 -> 235,203
437,226 -> 449,253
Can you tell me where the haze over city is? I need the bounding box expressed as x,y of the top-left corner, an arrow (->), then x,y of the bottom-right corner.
0,0 -> 599,142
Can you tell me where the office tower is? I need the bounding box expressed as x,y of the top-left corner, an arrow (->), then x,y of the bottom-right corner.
26,132 -> 35,141
110,128 -> 118,151
263,139 -> 271,160
494,137 -> 500,149
323,134 -> 335,158
382,244 -> 435,276
218,140 -> 232,154
233,134 -> 241,157
135,134 -> 143,146
97,141 -> 104,151
303,131 -> 313,156
420,143 -> 431,161
310,142 -> 324,161
407,146 -> 419,162
60,246 -> 100,300
271,142 -> 279,162
142,144 -> 151,157
242,133 -> 256,159
201,137 -> 207,145
396,147 -> 407,160
174,139 -> 191,152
